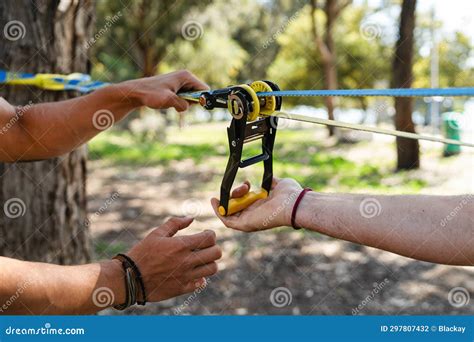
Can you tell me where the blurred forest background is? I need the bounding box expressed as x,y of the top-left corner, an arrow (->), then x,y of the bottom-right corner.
0,0 -> 472,315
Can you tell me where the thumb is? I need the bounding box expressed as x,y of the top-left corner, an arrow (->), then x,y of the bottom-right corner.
171,94 -> 190,112
231,181 -> 251,198
159,216 -> 194,237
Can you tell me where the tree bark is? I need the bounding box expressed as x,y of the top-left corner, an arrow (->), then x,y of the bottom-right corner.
392,0 -> 419,170
0,1 -> 94,264
311,0 -> 350,136
322,0 -> 337,136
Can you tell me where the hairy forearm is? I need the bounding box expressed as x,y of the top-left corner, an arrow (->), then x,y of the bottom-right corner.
0,257 -> 125,314
0,83 -> 139,162
295,193 -> 473,265
0,70 -> 207,162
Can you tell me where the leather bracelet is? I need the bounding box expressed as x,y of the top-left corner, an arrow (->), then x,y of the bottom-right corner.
112,257 -> 136,310
115,253 -> 147,305
291,188 -> 312,229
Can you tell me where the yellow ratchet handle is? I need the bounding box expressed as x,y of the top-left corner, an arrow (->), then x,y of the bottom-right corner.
218,189 -> 268,216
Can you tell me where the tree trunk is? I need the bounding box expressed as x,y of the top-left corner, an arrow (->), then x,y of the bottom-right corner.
392,0 -> 419,170
311,0 -> 347,137
322,0 -> 338,136
0,1 -> 94,264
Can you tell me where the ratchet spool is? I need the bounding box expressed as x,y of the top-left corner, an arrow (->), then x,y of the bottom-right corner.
250,80 -> 276,116
197,80 -> 278,122
227,84 -> 261,121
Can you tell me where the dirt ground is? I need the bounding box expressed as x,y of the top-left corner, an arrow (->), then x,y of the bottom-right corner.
89,129 -> 473,316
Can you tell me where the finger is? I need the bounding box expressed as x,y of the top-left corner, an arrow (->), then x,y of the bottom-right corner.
210,198 -> 240,226
210,197 -> 229,221
181,230 -> 216,250
181,278 -> 207,294
271,177 -> 281,190
219,216 -> 248,232
188,262 -> 218,280
186,99 -> 200,107
210,197 -> 242,218
171,94 -> 190,112
210,199 -> 248,232
210,197 -> 221,216
159,216 -> 194,237
231,181 -> 251,198
178,70 -> 209,91
190,245 -> 222,266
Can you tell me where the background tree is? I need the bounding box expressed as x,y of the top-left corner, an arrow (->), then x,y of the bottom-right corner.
94,0 -> 209,80
232,0 -> 305,82
310,0 -> 352,136
414,32 -> 474,89
0,1 -> 93,263
268,4 -> 388,110
392,0 -> 419,170
161,0 -> 251,88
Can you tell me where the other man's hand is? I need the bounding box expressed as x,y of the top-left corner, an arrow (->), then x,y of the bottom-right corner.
126,216 -> 221,302
211,178 -> 303,232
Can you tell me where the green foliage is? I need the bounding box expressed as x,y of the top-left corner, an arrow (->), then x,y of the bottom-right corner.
93,0 -> 209,80
91,0 -> 472,106
89,126 -> 427,193
162,30 -> 248,88
267,4 -> 391,107
414,32 -> 474,88
267,6 -> 321,105
89,131 -> 223,166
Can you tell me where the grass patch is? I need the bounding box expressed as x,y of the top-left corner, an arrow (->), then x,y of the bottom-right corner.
89,130 -> 223,165
94,241 -> 128,259
89,125 -> 427,192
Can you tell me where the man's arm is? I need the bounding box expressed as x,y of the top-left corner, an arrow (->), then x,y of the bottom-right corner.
211,178 -> 474,266
0,70 -> 208,162
0,217 -> 221,314
0,256 -> 125,315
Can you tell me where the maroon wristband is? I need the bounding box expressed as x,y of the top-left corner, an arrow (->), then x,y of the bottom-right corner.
291,188 -> 312,230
